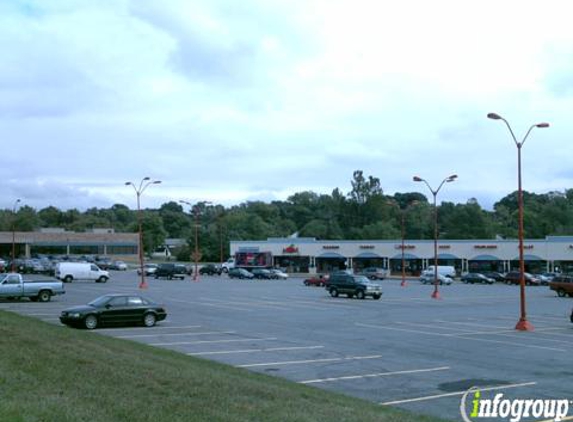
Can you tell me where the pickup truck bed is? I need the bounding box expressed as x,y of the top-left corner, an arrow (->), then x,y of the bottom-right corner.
0,273 -> 65,302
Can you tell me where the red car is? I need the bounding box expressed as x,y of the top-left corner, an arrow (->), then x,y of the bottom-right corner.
303,275 -> 329,287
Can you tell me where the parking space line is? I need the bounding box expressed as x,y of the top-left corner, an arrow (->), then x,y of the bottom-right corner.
199,297 -> 293,311
151,337 -> 277,346
355,323 -> 567,352
117,330 -> 236,339
237,354 -> 383,368
380,381 -> 536,405
166,298 -> 250,311
299,366 -> 450,384
94,325 -> 202,332
187,345 -> 324,356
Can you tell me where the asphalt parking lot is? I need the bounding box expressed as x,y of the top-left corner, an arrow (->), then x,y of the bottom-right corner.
2,271 -> 572,421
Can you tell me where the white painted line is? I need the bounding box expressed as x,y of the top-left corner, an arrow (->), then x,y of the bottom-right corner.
94,325 -> 202,332
237,355 -> 383,368
117,331 -> 236,339
299,366 -> 450,385
151,337 -> 277,346
188,345 -> 324,356
381,381 -> 537,405
166,298 -> 250,311
355,323 -> 567,352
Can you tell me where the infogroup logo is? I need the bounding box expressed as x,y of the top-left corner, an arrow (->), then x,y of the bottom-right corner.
460,387 -> 571,422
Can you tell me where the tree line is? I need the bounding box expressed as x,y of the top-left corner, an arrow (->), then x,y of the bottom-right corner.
2,171 -> 573,262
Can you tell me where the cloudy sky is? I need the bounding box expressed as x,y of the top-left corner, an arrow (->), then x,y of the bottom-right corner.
2,0 -> 572,212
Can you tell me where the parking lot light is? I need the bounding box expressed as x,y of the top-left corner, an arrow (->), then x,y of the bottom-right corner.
125,178 -> 162,289
180,200 -> 212,281
413,175 -> 457,299
11,198 -> 21,273
487,112 -> 549,331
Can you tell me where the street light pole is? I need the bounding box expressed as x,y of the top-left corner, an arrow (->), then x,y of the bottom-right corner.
413,174 -> 457,299
180,200 -> 212,281
388,200 -> 418,287
487,112 -> 549,331
125,177 -> 162,289
11,199 -> 21,273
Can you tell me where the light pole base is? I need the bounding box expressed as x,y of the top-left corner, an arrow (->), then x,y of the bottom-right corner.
139,282 -> 148,289
431,290 -> 441,300
400,280 -> 407,287
515,318 -> 534,331
193,275 -> 199,282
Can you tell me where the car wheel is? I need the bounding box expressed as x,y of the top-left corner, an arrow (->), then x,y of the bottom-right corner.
143,313 -> 156,328
557,289 -> 566,297
97,276 -> 108,283
330,288 -> 339,297
64,275 -> 73,283
356,290 -> 365,300
303,280 -> 309,286
373,294 -> 381,300
37,290 -> 51,303
84,315 -> 98,330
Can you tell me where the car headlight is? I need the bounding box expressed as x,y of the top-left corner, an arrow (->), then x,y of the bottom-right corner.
69,313 -> 81,318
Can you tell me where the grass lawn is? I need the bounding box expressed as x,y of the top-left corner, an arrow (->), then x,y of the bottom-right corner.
0,310 -> 449,422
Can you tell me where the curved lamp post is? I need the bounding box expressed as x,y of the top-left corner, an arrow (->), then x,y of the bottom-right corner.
387,199 -> 419,287
413,174 -> 458,299
11,199 -> 21,272
180,200 -> 212,281
487,112 -> 549,331
125,177 -> 162,289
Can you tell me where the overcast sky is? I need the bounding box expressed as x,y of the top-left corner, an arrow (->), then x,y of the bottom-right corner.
2,0 -> 572,212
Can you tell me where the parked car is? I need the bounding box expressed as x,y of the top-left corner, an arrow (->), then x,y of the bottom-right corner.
327,273 -> 382,300
109,260 -> 128,271
532,273 -> 551,286
549,274 -> 573,297
0,273 -> 65,302
503,271 -> 541,286
419,273 -> 452,285
137,263 -> 158,276
461,273 -> 495,284
227,268 -> 254,279
199,264 -> 222,276
303,275 -> 329,287
59,294 -> 167,329
481,271 -> 505,282
55,262 -> 109,283
359,267 -> 388,280
154,263 -> 186,280
251,268 -> 273,279
269,269 -> 288,280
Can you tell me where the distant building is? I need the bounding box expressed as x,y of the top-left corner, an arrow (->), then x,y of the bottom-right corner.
0,230 -> 138,259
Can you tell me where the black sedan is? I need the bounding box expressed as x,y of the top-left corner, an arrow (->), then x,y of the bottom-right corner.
60,294 -> 167,330
461,273 -> 495,284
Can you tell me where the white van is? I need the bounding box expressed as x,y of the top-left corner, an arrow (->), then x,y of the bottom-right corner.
55,262 -> 110,283
422,265 -> 456,278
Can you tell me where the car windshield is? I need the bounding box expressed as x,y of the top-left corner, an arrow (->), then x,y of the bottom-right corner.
88,295 -> 112,307
353,275 -> 370,283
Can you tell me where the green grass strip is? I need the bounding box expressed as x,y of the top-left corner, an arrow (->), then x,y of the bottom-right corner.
0,310 -> 449,422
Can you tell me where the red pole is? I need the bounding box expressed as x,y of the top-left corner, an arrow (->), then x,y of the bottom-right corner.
431,191 -> 441,299
137,193 -> 147,289
515,144 -> 533,331
400,213 -> 406,287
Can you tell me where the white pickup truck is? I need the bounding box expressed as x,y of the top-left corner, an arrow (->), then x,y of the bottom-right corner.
0,273 -> 65,302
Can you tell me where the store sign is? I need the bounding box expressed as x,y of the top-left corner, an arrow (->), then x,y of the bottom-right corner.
395,244 -> 415,249
360,245 -> 375,249
323,245 -> 340,249
439,245 -> 451,249
283,244 -> 299,254
474,245 -> 497,249
524,245 -> 534,249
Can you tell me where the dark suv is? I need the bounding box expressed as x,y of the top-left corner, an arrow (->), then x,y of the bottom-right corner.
154,263 -> 186,280
199,264 -> 222,276
327,273 -> 382,300
504,271 -> 541,286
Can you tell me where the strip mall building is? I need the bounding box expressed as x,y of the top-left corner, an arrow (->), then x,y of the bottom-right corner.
230,236 -> 573,275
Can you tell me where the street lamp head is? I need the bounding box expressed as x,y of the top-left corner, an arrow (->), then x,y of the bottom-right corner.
413,176 -> 423,182
487,112 -> 503,120
152,180 -> 162,185
446,174 -> 458,182
536,122 -> 550,128
143,177 -> 151,181
125,181 -> 132,186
